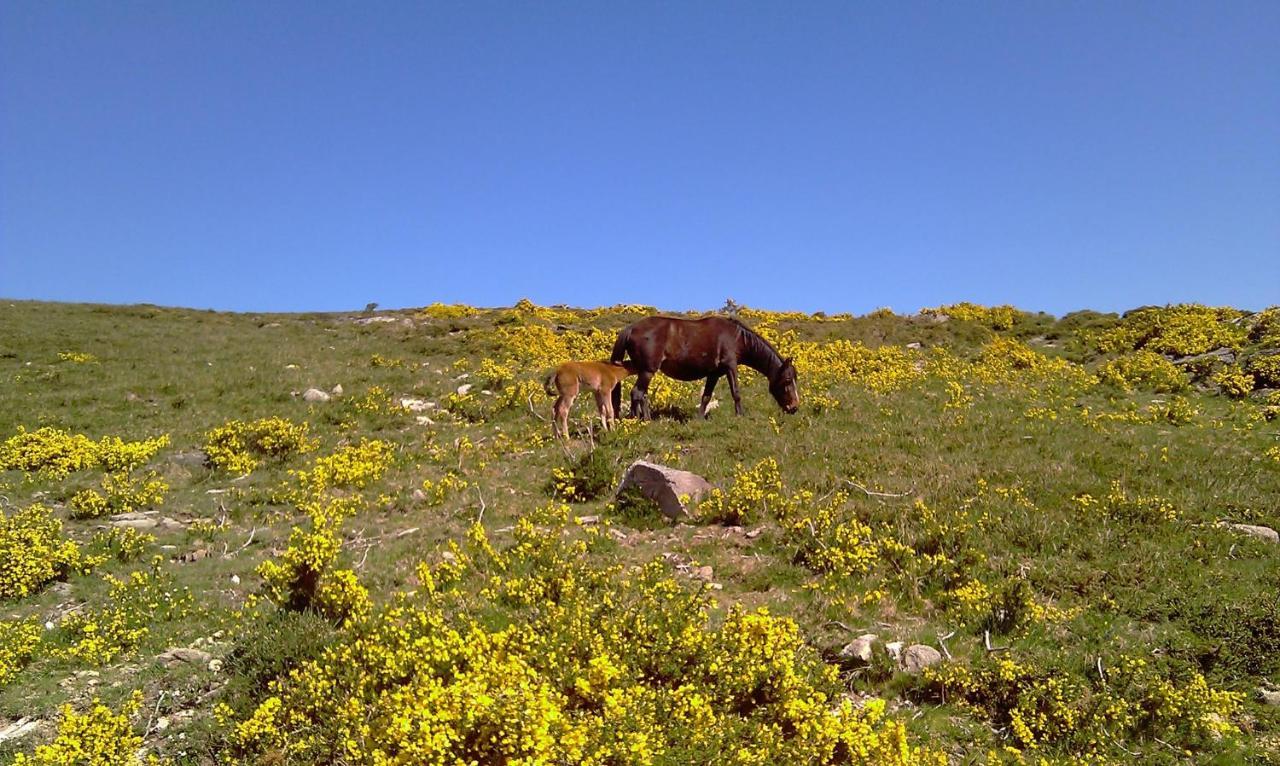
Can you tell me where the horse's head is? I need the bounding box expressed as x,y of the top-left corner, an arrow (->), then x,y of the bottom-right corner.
769,358 -> 800,414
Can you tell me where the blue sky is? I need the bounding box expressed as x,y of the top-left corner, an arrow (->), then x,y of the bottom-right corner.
2,2 -> 1277,315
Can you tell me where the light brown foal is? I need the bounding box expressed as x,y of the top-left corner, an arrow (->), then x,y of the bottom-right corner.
545,360 -> 638,439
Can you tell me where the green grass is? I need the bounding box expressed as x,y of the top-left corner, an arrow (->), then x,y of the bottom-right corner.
1,299 -> 1278,764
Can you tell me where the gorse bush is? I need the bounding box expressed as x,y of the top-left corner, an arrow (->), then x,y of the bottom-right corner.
1246,353 -> 1280,388
921,302 -> 1028,330
0,619 -> 42,687
69,470 -> 168,519
547,448 -> 616,502
224,507 -> 944,765
57,559 -> 192,664
0,503 -> 87,600
1096,351 -> 1188,392
204,417 -> 315,475
919,655 -> 1242,755
11,693 -> 146,766
0,427 -> 169,479
1095,304 -> 1247,357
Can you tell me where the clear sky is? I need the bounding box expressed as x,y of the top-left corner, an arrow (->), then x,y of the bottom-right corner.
2,2 -> 1277,316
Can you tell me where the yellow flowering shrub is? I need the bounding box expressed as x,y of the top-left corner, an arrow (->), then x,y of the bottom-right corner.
1246,353 -> 1280,388
418,471 -> 469,505
1095,304 -> 1247,356
226,514 -> 943,765
0,619 -> 42,687
416,302 -> 480,319
57,559 -> 192,664
58,351 -> 98,364
698,458 -> 789,525
1211,365 -> 1254,398
204,417 -> 315,475
290,439 -> 395,493
1248,306 -> 1280,346
921,302 -> 1028,330
0,503 -> 87,599
919,655 -> 1242,756
69,470 -> 168,519
1096,351 -> 1188,392
87,527 -> 155,563
11,693 -> 146,766
0,428 -> 168,479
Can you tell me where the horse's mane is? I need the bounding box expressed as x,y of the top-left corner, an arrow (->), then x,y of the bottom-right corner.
729,318 -> 784,374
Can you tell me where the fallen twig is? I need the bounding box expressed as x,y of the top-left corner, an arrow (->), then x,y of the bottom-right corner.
526,391 -> 548,422
823,621 -> 868,634
476,487 -> 487,524
937,630 -> 956,661
845,480 -> 913,499
984,630 -> 1010,653
143,690 -> 167,738
1096,656 -> 1107,685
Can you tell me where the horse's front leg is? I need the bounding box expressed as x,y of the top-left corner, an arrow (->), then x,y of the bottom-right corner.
700,374 -> 721,419
631,371 -> 655,420
725,366 -> 743,415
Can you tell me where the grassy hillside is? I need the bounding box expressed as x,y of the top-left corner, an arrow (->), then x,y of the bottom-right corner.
1,298 -> 1278,765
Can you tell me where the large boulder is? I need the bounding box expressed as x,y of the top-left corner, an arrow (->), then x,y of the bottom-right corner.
616,461 -> 714,519
901,644 -> 943,674
1221,523 -> 1279,544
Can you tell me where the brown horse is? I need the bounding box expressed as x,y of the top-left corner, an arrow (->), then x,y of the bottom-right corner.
610,316 -> 799,420
544,360 -> 639,439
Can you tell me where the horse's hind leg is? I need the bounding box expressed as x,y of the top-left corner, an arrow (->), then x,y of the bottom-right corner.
611,382 -> 622,421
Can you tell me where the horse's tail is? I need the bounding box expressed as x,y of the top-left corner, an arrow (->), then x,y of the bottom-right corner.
610,325 -> 632,364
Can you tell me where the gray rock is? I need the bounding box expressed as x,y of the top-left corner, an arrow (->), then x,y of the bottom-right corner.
109,511 -> 159,530
0,717 -> 44,743
1259,689 -> 1280,706
901,644 -> 943,674
1222,523 -> 1279,544
905,342 -> 922,350
455,383 -> 473,396
169,449 -> 209,467
303,388 -> 331,403
157,647 -> 212,667
331,384 -> 344,396
1173,348 -> 1235,366
399,397 -> 435,412
839,634 -> 878,665
616,461 -> 714,519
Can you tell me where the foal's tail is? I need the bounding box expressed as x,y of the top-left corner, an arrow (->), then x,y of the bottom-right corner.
543,370 -> 559,397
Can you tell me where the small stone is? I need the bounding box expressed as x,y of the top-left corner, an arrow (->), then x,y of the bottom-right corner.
155,717 -> 170,731
44,621 -> 54,631
906,342 -> 922,349
884,641 -> 904,662
1221,523 -> 1279,543
839,634 -> 878,665
411,489 -> 427,502
576,515 -> 601,526
303,388 -> 331,403
745,527 -> 765,540
109,512 -> 159,530
157,648 -> 212,667
230,575 -> 241,585
169,449 -> 210,467
693,565 -> 714,581
1258,688 -> 1280,706
208,659 -> 223,673
901,644 -> 943,674
399,397 -> 434,412
0,718 -> 44,743
415,416 -> 435,426
284,363 -> 299,369
331,384 -> 343,396
456,383 -> 473,396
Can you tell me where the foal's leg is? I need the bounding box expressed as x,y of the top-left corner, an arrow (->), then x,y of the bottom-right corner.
593,387 -> 610,431
631,370 -> 655,420
726,366 -> 743,415
700,374 -> 721,419
553,378 -> 579,439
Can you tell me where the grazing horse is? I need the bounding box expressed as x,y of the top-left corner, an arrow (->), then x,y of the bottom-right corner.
610,316 -> 799,420
544,360 -> 639,439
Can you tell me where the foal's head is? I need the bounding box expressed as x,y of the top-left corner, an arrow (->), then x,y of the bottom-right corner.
769,358 -> 800,414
